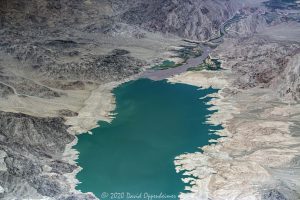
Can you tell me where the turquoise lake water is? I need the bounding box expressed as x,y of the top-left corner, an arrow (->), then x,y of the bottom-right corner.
75,79 -> 221,199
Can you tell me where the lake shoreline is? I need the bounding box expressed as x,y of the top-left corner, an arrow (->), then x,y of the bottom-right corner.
168,42 -> 300,199
73,78 -> 221,199
61,40 -> 216,198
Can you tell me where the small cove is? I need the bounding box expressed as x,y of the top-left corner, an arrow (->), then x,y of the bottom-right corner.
75,78 -> 221,199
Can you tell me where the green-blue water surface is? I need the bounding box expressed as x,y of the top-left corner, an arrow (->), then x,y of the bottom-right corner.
75,79 -> 221,199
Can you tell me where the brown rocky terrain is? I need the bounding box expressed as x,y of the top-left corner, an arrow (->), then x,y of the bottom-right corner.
118,0 -> 241,40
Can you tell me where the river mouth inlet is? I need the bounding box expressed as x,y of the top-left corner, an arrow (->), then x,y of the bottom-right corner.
75,79 -> 221,199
